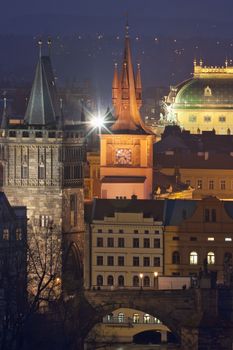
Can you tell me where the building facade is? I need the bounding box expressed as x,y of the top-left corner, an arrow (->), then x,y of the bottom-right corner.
168,60 -> 233,134
0,53 -> 86,293
164,197 -> 233,282
84,198 -> 164,289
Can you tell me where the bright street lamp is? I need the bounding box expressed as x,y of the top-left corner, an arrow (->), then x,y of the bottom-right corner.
139,273 -> 143,289
154,271 -> 158,289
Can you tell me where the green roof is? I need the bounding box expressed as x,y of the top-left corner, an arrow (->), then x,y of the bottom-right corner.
173,78 -> 233,109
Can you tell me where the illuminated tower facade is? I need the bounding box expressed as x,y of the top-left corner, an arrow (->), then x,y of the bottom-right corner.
0,51 -> 86,293
100,25 -> 154,200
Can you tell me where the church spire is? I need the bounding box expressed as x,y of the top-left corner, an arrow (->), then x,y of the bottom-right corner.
111,22 -> 147,133
112,63 -> 119,111
24,41 -> 60,127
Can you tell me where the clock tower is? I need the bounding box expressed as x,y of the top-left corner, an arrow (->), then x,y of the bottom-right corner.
100,24 -> 154,199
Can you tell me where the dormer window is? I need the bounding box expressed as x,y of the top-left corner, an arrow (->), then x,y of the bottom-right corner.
204,86 -> 212,96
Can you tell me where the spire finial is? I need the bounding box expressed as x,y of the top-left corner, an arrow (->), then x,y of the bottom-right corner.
3,97 -> 7,110
193,58 -> 197,66
225,58 -> 228,67
47,37 -> 52,57
125,13 -> 129,38
38,39 -> 43,57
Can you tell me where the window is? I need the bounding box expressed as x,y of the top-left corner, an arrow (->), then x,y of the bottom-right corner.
133,238 -> 139,248
207,252 -> 215,264
107,237 -> 114,247
204,116 -> 211,122
134,229 -> 139,234
118,256 -> 124,266
220,180 -> 226,190
224,252 -> 232,263
172,251 -> 180,264
144,230 -> 149,234
97,229 -> 102,233
143,257 -> 150,267
16,228 -> 22,240
143,276 -> 150,287
219,116 -> 226,122
209,180 -> 214,190
190,251 -> 198,265
190,237 -> 197,241
97,237 -> 103,247
197,179 -> 202,189
22,163 -> 28,179
189,115 -> 196,122
118,312 -> 125,323
144,238 -> 150,248
172,272 -> 181,276
225,238 -> 232,242
97,275 -> 103,286
172,236 -> 179,241
3,229 -> 9,240
154,238 -> 160,248
108,229 -> 113,233
133,313 -> 140,323
107,275 -> 114,286
118,237 -> 125,248
154,230 -> 160,234
211,209 -> 216,222
154,257 -> 160,267
107,256 -> 114,266
204,209 -> 210,222
208,237 -> 214,241
154,317 -> 161,324
118,275 -> 124,287
144,314 -> 151,323
185,179 -> 191,186
70,194 -> 77,226
119,229 -> 124,233
133,256 -> 139,266
97,256 -> 103,266
133,276 -> 139,287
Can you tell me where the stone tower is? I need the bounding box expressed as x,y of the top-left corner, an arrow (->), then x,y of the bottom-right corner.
0,50 -> 86,294
100,24 -> 154,199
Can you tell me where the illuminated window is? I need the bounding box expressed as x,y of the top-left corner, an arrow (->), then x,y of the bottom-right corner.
16,228 -> 22,240
3,229 -> 9,240
133,275 -> 139,287
154,317 -> 161,324
118,312 -> 125,323
204,116 -> 211,122
190,251 -> 198,265
189,115 -> 196,122
197,179 -> 202,189
208,237 -> 215,241
204,86 -> 212,96
172,251 -> 180,264
144,314 -> 151,323
107,275 -> 114,286
118,275 -> 124,287
133,313 -> 140,323
225,238 -> 232,242
207,252 -> 215,264
219,116 -> 226,122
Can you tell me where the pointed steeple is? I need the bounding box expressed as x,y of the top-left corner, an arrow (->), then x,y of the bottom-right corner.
111,22 -> 148,133
136,63 -> 142,109
112,63 -> 119,110
24,42 -> 60,127
1,98 -> 8,129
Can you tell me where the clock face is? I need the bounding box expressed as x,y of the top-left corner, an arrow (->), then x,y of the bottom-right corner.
115,148 -> 132,165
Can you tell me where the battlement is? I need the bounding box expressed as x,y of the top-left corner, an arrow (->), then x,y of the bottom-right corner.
193,60 -> 233,78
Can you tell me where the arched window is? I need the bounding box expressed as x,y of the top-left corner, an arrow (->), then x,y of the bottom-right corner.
107,275 -> 114,286
207,252 -> 215,264
118,312 -> 125,323
118,275 -> 124,287
143,276 -> 150,287
172,251 -> 180,264
190,251 -> 198,265
133,313 -> 140,323
143,314 -> 151,323
133,275 -> 139,287
96,275 -> 103,286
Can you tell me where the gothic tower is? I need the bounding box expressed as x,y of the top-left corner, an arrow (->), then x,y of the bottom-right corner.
0,47 -> 86,293
100,24 -> 154,199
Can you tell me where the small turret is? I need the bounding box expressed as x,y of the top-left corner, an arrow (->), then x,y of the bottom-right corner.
1,98 -> 8,130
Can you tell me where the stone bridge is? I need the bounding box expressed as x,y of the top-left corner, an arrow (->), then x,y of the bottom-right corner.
81,288 -> 233,350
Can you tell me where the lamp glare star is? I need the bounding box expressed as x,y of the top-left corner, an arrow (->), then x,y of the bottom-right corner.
90,115 -> 105,128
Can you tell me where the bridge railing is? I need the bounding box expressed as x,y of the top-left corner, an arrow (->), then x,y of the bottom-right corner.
102,316 -> 163,325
